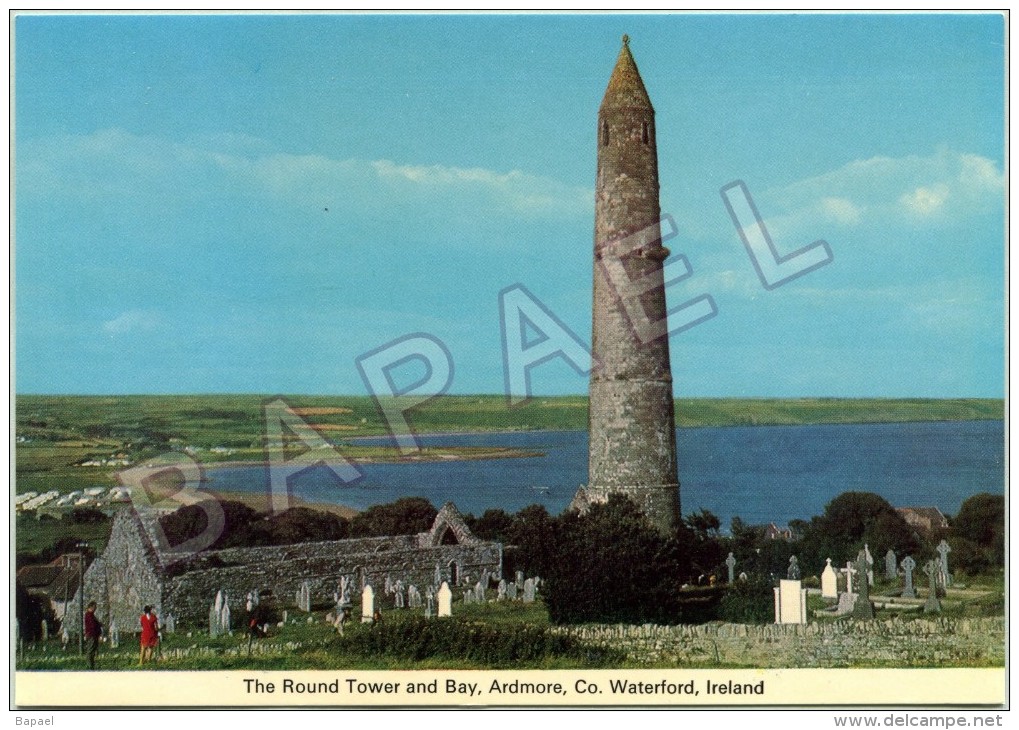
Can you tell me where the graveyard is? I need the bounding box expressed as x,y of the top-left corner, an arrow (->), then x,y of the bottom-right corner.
15,492 -> 1005,671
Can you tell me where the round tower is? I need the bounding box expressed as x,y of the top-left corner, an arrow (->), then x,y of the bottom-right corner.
581,35 -> 681,534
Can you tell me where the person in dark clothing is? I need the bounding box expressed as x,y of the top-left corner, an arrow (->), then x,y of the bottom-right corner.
84,601 -> 102,670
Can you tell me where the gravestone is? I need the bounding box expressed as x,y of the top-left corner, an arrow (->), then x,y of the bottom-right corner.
773,579 -> 807,625
474,581 -> 485,603
835,591 -> 857,615
425,588 -> 436,618
107,619 -> 116,648
361,585 -> 375,623
214,590 -> 223,615
221,598 -> 231,633
725,552 -> 736,583
507,582 -> 518,600
901,555 -> 917,598
497,579 -> 507,601
923,560 -> 942,614
885,549 -> 897,581
41,619 -> 48,642
463,589 -> 472,605
209,603 -> 220,638
522,578 -> 535,603
738,572 -> 748,582
164,613 -> 175,634
408,585 -> 422,609
851,550 -> 875,619
863,544 -> 874,586
787,555 -> 801,580
936,540 -> 952,588
434,564 -> 442,588
394,587 -> 405,609
821,558 -> 838,599
384,575 -> 394,594
297,581 -> 312,612
515,571 -> 524,590
437,582 -> 452,617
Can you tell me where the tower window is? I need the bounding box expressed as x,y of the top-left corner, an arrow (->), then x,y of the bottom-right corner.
641,121 -> 650,145
601,120 -> 610,147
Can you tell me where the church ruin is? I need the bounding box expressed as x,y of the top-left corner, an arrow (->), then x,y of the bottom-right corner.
78,502 -> 501,632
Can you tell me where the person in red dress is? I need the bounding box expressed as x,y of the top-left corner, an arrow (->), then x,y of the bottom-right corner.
139,605 -> 159,665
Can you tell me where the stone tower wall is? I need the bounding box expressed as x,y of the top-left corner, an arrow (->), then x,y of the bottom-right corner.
586,38 -> 681,534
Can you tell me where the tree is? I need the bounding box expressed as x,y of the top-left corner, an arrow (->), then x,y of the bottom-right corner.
541,495 -> 689,625
505,505 -> 556,577
467,508 -> 514,542
348,497 -> 437,538
796,492 -> 920,572
952,493 -> 1004,572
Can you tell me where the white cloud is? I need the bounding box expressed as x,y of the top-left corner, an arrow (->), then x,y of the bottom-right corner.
102,309 -> 162,336
766,148 -> 1004,229
19,128 -> 591,220
899,184 -> 949,216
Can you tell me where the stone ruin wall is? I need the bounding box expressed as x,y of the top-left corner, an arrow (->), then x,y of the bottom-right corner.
80,510 -> 164,636
164,539 -> 502,627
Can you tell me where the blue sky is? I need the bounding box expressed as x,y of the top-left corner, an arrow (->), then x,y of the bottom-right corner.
14,13 -> 1005,397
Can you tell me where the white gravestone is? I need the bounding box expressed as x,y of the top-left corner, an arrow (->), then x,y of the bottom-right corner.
773,579 -> 808,625
437,581 -> 452,618
361,585 -> 375,623
497,579 -> 507,601
821,558 -> 838,599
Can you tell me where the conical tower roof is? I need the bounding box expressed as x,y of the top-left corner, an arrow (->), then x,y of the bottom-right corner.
600,34 -> 653,111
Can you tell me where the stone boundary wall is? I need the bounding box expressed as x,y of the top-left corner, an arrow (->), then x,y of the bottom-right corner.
558,617 -> 1005,667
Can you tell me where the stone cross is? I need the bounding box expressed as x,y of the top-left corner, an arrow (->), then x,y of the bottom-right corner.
361,584 -> 375,623
437,581 -> 452,617
885,549 -> 897,580
851,550 -> 874,619
522,578 -> 535,603
936,540 -> 952,587
923,560 -> 941,614
900,555 -> 916,598
820,558 -> 837,599
725,552 -> 736,584
844,561 -> 857,594
787,555 -> 800,580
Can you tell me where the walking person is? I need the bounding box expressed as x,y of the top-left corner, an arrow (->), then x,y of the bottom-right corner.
139,605 -> 159,665
84,601 -> 102,670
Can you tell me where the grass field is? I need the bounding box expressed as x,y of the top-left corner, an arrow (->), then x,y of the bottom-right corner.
15,580 -> 1005,671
